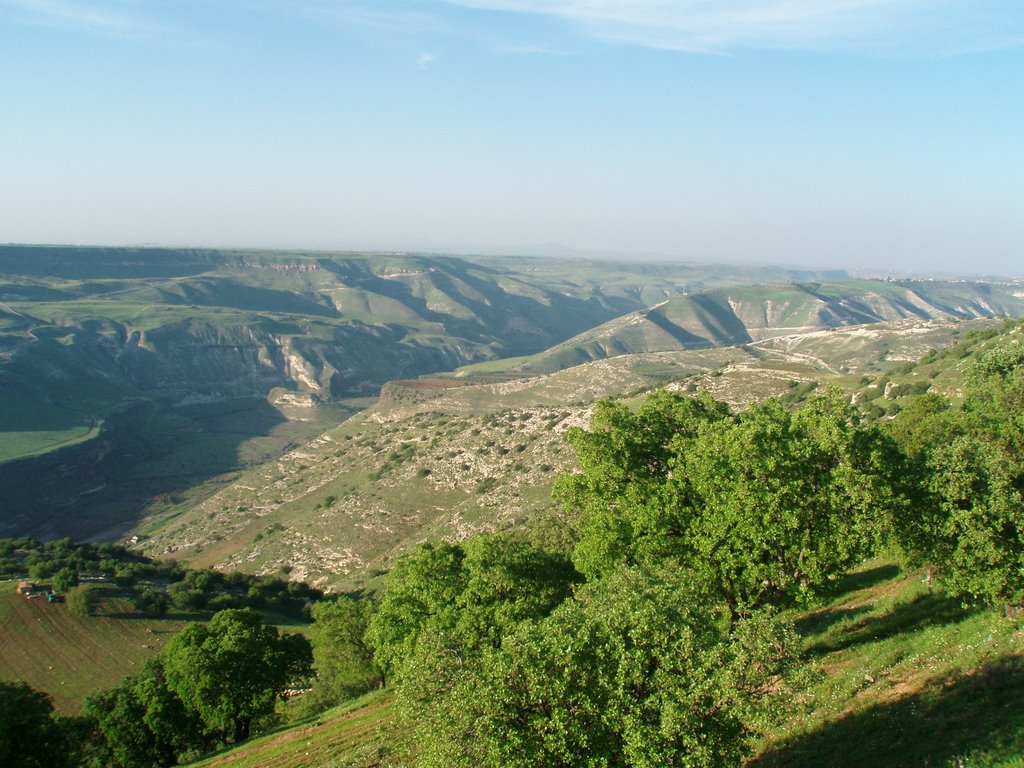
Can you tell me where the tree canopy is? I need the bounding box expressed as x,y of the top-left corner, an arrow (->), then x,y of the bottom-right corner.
402,566 -> 798,768
0,682 -> 74,768
365,535 -> 579,682
163,608 -> 312,743
309,597 -> 381,706
890,328 -> 1024,607
82,658 -> 208,768
559,391 -> 913,618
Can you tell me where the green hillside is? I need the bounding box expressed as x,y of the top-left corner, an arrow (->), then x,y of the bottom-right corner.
4,319 -> 1024,767
139,317 -> 1004,593
2,246 -> 856,541
0,582 -> 194,713
480,280 -> 1024,375
4,247 -> 1021,546
183,561 -> 1024,768
188,691 -> 395,768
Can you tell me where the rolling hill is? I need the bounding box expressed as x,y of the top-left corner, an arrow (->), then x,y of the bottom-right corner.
2,246 -> 857,541
2,246 -> 1022,556
477,280 -> 1024,374
138,316 -> 1009,593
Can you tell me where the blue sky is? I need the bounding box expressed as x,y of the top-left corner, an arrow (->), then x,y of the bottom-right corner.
1,1 -> 1022,275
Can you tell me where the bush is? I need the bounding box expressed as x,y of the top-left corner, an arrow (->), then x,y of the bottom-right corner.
134,588 -> 169,616
474,477 -> 498,494
66,585 -> 97,617
52,567 -> 79,593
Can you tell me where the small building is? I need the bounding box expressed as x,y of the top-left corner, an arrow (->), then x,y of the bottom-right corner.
17,581 -> 37,596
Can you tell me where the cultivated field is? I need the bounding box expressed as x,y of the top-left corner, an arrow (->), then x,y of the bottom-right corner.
0,581 -> 193,712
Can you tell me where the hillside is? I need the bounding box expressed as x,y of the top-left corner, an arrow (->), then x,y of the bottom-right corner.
140,316 -> 1006,592
0,246 -> 851,541
0,581 -> 194,713
3,316 -> 1023,768
189,691 -> 395,768
477,280 -> 1024,374
4,247 -> 1021,546
185,561 -> 1024,768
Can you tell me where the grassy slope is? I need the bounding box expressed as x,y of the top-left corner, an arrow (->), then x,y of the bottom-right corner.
190,691 -> 396,768
754,561 -> 1024,768
0,582 -> 194,713
0,581 -> 312,714
183,561 -> 1024,768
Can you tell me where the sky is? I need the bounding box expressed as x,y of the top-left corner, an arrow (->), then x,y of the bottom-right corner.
1,1 -> 1022,276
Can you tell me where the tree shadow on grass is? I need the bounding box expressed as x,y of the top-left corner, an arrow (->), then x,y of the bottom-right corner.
752,656 -> 1024,768
831,564 -> 902,598
796,565 -> 908,647
795,605 -> 873,639
104,611 -> 205,623
807,591 -> 979,656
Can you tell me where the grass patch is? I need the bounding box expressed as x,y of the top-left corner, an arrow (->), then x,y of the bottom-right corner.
187,690 -> 396,768
0,582 -> 195,713
751,561 -> 1024,768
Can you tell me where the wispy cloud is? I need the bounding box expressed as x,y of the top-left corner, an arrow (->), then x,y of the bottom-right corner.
230,0 -> 441,35
495,42 -> 571,55
436,0 -> 1024,54
416,51 -> 438,69
0,0 -> 156,38
12,1 -> 1018,55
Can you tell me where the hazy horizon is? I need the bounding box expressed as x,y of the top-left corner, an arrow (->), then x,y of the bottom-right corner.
2,1 -> 1022,276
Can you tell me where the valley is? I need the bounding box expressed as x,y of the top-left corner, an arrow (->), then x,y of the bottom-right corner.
2,246 -> 1021,590
3,247 -> 1024,768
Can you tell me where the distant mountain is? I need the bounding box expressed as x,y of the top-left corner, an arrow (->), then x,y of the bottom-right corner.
490,280 -> 1024,374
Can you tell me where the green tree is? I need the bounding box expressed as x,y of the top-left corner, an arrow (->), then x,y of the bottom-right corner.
0,682 -> 75,768
163,608 -> 312,743
309,598 -> 381,707
964,325 -> 1024,454
52,566 -> 79,593
555,391 -> 729,582
561,392 -> 912,619
454,534 -> 580,649
135,587 -> 170,616
402,566 -> 797,768
82,657 -> 210,768
365,542 -> 467,682
675,395 -> 910,616
83,681 -> 170,768
886,392 -> 962,459
897,330 -> 1024,607
365,536 -> 578,682
65,584 -> 97,616
927,434 -> 1024,607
